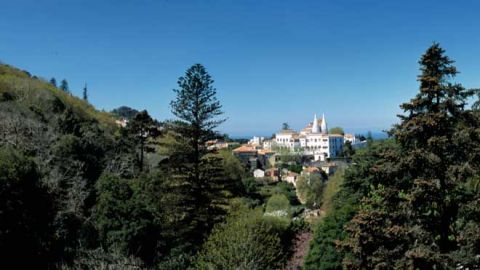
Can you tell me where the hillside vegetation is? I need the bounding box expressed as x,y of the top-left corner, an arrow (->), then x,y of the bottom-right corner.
2,42 -> 480,270
0,62 -> 300,269
305,44 -> 480,269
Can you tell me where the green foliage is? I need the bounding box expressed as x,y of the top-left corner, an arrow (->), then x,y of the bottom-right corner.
320,169 -> 345,214
304,192 -> 357,270
59,248 -> 145,270
126,110 -> 160,173
329,126 -> 344,135
275,181 -> 300,205
217,149 -> 246,182
93,174 -> 160,264
288,163 -> 302,173
342,43 -> 480,269
50,77 -> 57,87
264,194 -> 292,233
341,140 -> 355,159
60,79 -> 69,93
242,176 -> 258,194
82,83 -> 88,101
305,140 -> 395,269
160,63 -> 230,252
111,106 -> 140,120
266,194 -> 292,217
0,147 -> 55,268
296,173 -> 325,208
195,208 -> 284,270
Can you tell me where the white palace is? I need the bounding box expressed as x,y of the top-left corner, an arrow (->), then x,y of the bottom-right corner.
272,114 -> 354,161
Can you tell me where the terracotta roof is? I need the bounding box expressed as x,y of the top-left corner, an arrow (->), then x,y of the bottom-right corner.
232,145 -> 257,153
258,149 -> 275,155
302,119 -> 323,131
303,166 -> 320,173
277,129 -> 297,135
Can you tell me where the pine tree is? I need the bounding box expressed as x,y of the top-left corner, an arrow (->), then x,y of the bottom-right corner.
343,43 -> 480,269
60,79 -> 69,93
126,110 -> 160,173
50,77 -> 57,87
82,83 -> 88,101
165,63 -> 226,249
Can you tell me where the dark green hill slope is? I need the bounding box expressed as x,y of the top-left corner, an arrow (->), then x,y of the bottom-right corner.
0,63 -> 125,267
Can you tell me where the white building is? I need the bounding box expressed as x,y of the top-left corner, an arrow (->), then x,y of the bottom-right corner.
275,114 -> 344,161
249,136 -> 264,146
253,169 -> 265,178
284,171 -> 299,186
263,139 -> 274,149
344,133 -> 356,144
115,118 -> 129,128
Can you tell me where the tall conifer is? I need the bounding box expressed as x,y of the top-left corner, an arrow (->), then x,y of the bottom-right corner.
344,43 -> 480,269
165,63 -> 227,249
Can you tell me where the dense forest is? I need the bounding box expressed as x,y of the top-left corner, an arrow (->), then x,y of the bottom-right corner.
305,44 -> 480,269
1,43 -> 479,269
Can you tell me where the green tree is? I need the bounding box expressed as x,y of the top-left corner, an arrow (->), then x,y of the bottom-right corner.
126,110 -> 160,172
50,77 -> 57,87
111,106 -> 140,120
282,122 -> 290,130
165,63 -> 227,249
60,79 -> 69,92
92,173 -> 163,264
0,147 -> 55,268
195,208 -> 283,270
82,83 -> 88,101
265,194 -> 292,217
341,140 -> 355,159
329,126 -> 344,135
343,43 -> 480,269
287,163 -> 302,174
296,173 -> 326,208
304,194 -> 357,270
305,139 -> 398,269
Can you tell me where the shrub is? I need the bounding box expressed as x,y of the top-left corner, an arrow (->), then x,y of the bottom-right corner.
195,208 -> 283,270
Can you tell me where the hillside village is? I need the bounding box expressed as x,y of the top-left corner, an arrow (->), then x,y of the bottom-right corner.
229,114 -> 367,188
2,40 -> 480,269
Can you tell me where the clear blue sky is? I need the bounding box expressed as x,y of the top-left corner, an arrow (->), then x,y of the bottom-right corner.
1,0 -> 480,137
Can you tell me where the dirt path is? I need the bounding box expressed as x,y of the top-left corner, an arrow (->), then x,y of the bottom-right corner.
284,231 -> 313,270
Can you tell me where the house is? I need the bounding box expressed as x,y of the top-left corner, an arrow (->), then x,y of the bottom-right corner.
265,168 -> 280,182
321,162 -> 337,175
257,149 -> 276,168
275,114 -> 344,161
206,139 -> 234,150
284,171 -> 299,186
263,139 -> 274,149
253,169 -> 265,178
344,133 -> 356,144
301,166 -> 321,176
115,118 -> 128,128
249,136 -> 264,146
232,145 -> 258,170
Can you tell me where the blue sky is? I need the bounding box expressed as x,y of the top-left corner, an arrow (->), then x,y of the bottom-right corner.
1,0 -> 480,136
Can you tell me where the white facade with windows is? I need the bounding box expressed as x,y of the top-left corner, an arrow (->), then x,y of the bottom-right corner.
274,114 -> 345,161
249,136 -> 264,145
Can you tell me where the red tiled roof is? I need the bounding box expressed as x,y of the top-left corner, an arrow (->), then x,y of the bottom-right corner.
303,166 -> 320,173
258,149 -> 275,155
232,145 -> 257,153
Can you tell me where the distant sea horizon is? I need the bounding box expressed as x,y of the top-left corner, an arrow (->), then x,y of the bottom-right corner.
228,130 -> 389,140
